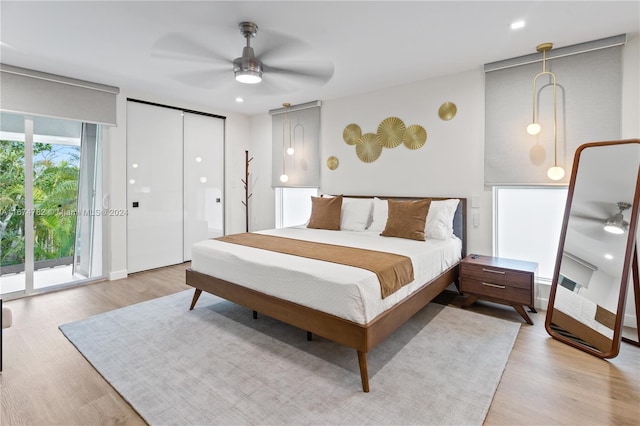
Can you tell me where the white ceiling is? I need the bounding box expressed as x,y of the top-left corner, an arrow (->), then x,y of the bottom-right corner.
1,1 -> 639,116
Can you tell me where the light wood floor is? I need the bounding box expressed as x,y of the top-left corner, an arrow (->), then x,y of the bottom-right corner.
1,263 -> 638,425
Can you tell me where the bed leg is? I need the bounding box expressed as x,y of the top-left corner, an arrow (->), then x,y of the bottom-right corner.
357,350 -> 370,393
189,289 -> 202,310
253,310 -> 258,319
306,331 -> 312,341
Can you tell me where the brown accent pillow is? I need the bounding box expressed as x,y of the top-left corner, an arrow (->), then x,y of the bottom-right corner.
307,195 -> 343,230
380,199 -> 431,241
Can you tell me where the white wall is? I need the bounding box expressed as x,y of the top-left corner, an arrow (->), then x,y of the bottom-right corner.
248,113 -> 275,232
105,89 -> 250,280
320,69 -> 490,256
247,69 -> 492,256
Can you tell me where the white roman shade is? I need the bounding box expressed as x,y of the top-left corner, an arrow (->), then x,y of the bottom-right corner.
0,64 -> 119,126
484,35 -> 625,186
270,101 -> 321,187
560,252 -> 597,289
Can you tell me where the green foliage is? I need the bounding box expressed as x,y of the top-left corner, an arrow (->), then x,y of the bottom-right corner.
1,140 -> 80,267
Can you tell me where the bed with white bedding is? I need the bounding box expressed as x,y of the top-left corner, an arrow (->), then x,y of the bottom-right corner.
186,196 -> 467,392
551,284 -> 615,352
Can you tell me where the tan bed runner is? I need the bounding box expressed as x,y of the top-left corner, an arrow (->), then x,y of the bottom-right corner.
216,233 -> 414,299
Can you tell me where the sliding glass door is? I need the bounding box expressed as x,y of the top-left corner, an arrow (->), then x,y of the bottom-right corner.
0,113 -> 104,298
0,113 -> 27,294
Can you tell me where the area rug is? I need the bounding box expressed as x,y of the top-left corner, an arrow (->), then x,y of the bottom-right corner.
60,290 -> 520,425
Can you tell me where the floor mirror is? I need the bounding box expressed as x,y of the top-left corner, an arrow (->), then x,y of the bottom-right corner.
545,139 -> 640,358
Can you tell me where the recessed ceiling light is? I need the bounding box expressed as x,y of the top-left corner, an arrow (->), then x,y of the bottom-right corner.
235,97 -> 244,103
511,20 -> 525,30
604,254 -> 614,260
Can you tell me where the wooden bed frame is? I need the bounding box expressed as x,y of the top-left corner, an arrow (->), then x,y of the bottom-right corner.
186,197 -> 467,392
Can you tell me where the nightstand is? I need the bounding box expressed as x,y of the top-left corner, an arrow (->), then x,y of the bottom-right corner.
460,255 -> 538,324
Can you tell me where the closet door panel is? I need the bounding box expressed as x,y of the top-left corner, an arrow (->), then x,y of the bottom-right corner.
183,112 -> 224,260
127,102 -> 183,273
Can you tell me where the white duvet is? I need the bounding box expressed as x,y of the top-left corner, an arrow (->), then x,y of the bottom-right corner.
191,227 -> 462,324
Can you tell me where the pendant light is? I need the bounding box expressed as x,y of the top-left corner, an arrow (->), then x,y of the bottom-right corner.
279,103 -> 292,183
527,43 -> 565,181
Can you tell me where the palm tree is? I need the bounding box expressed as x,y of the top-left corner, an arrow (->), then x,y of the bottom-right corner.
1,140 -> 80,267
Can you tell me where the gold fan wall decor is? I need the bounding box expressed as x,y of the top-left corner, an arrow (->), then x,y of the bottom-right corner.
403,125 -> 427,150
343,123 -> 362,145
326,156 -> 339,170
438,102 -> 457,121
356,133 -> 383,163
376,117 -> 405,148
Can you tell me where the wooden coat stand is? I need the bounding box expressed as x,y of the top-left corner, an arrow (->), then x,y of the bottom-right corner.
241,150 -> 253,232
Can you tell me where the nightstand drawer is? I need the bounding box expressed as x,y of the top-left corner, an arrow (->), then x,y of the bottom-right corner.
460,278 -> 532,305
460,263 -> 532,289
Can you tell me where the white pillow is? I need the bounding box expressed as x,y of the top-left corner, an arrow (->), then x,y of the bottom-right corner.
425,199 -> 460,240
368,197 -> 389,232
341,198 -> 373,231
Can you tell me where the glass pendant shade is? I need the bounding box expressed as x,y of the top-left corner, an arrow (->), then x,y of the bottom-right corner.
547,166 -> 565,180
286,147 -> 295,155
279,174 -> 289,183
527,123 -> 541,135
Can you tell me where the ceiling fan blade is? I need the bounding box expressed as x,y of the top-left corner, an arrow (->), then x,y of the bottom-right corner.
264,62 -> 335,85
152,32 -> 233,65
255,31 -> 312,64
170,69 -> 230,90
569,219 -> 605,239
583,200 -> 617,218
570,213 -> 605,223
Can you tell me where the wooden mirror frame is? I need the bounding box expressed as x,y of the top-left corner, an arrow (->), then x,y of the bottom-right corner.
545,139 -> 640,358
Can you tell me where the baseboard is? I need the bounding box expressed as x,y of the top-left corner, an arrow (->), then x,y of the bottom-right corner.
624,312 -> 638,328
108,270 -> 128,281
535,296 -> 549,311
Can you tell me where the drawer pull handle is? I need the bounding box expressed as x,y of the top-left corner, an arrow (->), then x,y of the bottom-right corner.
482,282 -> 506,289
482,268 -> 506,275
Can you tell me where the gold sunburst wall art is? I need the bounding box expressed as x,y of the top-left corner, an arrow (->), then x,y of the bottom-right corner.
356,133 -> 383,163
326,156 -> 339,170
344,117 -> 428,163
343,123 -> 362,145
377,117 -> 405,148
438,102 -> 457,121
403,124 -> 427,150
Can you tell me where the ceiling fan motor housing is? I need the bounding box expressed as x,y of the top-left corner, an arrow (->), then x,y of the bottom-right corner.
233,47 -> 263,77
234,22 -> 263,83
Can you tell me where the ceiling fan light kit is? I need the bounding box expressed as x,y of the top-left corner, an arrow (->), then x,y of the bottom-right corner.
234,22 -> 263,84
603,202 -> 631,234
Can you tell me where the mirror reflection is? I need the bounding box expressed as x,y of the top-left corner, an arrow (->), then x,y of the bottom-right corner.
546,140 -> 640,357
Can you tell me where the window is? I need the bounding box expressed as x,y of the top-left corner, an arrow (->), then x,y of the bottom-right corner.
494,187 -> 568,281
484,36 -> 624,186
275,187 -> 318,228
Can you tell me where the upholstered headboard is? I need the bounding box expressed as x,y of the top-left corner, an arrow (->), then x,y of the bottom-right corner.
341,195 -> 467,258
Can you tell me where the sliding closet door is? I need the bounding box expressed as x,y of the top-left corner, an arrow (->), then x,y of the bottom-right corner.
183,112 -> 225,260
127,102 -> 184,273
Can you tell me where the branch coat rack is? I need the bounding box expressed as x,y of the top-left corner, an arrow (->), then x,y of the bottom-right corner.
241,150 -> 253,232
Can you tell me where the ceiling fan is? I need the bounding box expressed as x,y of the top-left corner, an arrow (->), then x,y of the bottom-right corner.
603,202 -> 631,234
571,201 -> 631,236
152,21 -> 334,94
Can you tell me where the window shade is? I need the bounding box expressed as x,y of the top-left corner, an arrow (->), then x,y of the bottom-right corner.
270,101 -> 320,187
0,64 -> 119,126
484,38 -> 623,186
